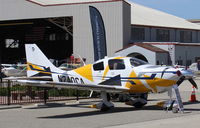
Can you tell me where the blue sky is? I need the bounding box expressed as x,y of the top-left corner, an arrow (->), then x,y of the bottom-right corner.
129,0 -> 200,19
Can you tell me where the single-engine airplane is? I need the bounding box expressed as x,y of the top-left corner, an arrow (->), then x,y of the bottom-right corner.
3,6 -> 198,112
5,44 -> 197,112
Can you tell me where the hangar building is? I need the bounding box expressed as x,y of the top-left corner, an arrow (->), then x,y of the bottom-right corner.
1,0 -> 200,66
0,0 -> 130,64
116,3 -> 200,66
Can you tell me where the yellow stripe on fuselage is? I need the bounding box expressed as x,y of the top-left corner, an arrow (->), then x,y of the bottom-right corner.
144,75 -> 177,92
125,71 -> 150,93
74,64 -> 94,82
102,65 -> 109,80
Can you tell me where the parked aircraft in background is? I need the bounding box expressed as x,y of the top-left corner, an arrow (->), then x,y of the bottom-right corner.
1,64 -> 27,77
189,63 -> 200,75
58,63 -> 82,71
173,62 -> 200,76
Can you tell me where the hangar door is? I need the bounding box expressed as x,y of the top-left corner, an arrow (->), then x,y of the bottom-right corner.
0,17 -> 73,65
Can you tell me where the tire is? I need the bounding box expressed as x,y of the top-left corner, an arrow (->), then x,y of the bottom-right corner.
118,94 -> 129,102
133,93 -> 148,108
133,102 -> 145,108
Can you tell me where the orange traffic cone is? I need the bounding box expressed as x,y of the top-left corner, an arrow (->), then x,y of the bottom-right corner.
189,86 -> 198,102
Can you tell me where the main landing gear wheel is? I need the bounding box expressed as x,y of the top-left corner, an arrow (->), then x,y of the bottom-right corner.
125,93 -> 148,108
134,93 -> 148,108
133,102 -> 146,108
100,103 -> 114,112
95,92 -> 114,111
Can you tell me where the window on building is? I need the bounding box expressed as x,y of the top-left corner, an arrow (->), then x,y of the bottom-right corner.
56,33 -> 69,41
5,39 -> 19,48
108,59 -> 125,70
177,60 -> 183,65
49,33 -> 56,41
180,31 -> 192,42
156,29 -> 170,41
93,61 -> 104,71
131,27 -> 145,41
48,33 -> 69,41
186,60 -> 192,66
195,57 -> 200,62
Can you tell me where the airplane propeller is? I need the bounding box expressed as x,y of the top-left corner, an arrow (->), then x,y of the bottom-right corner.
176,69 -> 198,89
161,67 -> 169,78
188,78 -> 198,89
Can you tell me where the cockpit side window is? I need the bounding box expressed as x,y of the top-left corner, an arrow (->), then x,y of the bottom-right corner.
93,61 -> 104,71
130,58 -> 147,67
108,59 -> 125,70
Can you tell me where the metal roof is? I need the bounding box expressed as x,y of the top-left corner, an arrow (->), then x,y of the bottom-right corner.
140,42 -> 200,46
188,19 -> 200,25
27,0 -> 121,6
130,2 -> 200,30
28,0 -> 200,30
116,43 -> 168,53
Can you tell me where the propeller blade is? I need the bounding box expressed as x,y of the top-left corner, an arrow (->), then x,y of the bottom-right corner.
188,78 -> 198,89
161,68 -> 169,78
176,76 -> 185,86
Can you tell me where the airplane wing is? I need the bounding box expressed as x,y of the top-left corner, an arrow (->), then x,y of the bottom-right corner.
4,76 -> 52,81
6,79 -> 129,93
1,64 -> 13,67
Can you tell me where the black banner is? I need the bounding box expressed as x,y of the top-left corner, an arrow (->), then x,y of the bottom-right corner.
89,6 -> 107,61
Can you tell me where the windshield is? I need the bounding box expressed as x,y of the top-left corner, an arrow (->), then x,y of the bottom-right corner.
130,58 -> 148,67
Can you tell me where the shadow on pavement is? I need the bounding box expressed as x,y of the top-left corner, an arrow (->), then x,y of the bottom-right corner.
183,101 -> 200,105
38,105 -> 163,119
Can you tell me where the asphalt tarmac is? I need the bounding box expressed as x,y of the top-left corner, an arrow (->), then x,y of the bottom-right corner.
0,80 -> 200,128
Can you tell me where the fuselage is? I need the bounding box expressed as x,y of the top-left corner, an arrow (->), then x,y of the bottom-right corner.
57,57 -> 181,93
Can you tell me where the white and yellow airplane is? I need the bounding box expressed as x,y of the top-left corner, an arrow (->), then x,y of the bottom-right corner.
7,44 -> 197,112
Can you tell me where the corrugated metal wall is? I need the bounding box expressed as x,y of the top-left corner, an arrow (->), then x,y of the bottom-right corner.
122,2 -> 131,47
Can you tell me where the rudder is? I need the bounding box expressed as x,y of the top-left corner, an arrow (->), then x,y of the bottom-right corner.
25,44 -> 64,78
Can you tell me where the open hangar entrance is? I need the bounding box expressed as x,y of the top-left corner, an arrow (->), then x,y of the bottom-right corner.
0,17 -> 73,65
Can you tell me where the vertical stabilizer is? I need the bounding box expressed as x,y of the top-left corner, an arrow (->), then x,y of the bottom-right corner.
25,44 -> 65,79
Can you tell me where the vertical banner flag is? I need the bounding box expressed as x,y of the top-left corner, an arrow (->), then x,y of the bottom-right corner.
89,6 -> 107,61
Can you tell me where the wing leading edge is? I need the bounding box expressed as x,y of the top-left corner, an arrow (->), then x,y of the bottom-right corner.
12,80 -> 129,93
